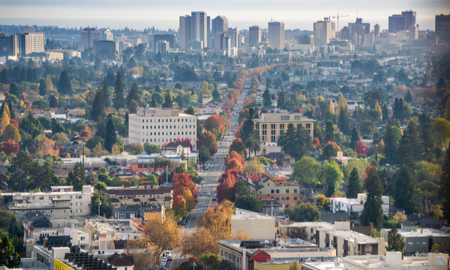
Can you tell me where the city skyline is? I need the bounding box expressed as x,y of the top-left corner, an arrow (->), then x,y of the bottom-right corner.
1,0 -> 449,31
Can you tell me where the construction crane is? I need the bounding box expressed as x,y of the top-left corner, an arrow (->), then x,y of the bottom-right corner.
332,14 -> 348,39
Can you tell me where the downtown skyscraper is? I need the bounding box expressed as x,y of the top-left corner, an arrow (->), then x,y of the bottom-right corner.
268,21 -> 285,50
179,11 -> 208,49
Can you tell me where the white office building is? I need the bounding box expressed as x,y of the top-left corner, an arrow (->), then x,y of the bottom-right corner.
329,193 -> 390,216
128,106 -> 198,150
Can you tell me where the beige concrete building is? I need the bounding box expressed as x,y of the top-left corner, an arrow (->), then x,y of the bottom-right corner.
231,209 -> 276,239
20,32 -> 45,55
343,252 -> 449,270
128,106 -> 198,149
253,112 -> 314,143
268,21 -> 285,50
81,27 -> 100,50
314,17 -> 335,47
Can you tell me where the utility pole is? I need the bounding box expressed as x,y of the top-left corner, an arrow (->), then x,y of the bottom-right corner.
98,201 -> 101,216
332,14 -> 348,39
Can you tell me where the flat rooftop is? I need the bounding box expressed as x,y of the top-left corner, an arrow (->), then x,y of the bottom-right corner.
382,228 -> 450,238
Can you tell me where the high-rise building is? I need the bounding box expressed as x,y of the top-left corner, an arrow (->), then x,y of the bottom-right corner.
207,16 -> 211,49
225,28 -> 239,48
402,10 -> 417,29
102,29 -> 114,41
348,18 -> 370,37
389,15 -> 406,33
374,24 -> 380,37
156,40 -> 169,54
0,33 -> 14,57
80,28 -> 100,50
409,24 -> 419,40
179,15 -> 192,49
93,40 -> 118,55
314,18 -> 335,47
341,26 -> 350,40
19,32 -> 45,55
436,14 -> 450,42
268,21 -> 285,50
191,11 -> 208,48
153,34 -> 176,52
212,16 -> 228,33
249,26 -> 261,47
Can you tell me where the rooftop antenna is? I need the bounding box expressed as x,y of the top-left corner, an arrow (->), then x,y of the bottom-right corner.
271,17 -> 273,22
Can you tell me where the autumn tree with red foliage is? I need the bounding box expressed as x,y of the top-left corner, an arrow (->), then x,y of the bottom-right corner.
217,170 -> 238,203
229,138 -> 245,156
0,139 -> 19,155
9,119 -> 18,129
313,137 -> 321,150
354,137 -> 368,156
173,195 -> 187,219
225,151 -> 245,167
172,173 -> 198,202
172,173 -> 198,218
203,115 -> 226,139
197,131 -> 218,156
183,138 -> 193,151
293,107 -> 303,114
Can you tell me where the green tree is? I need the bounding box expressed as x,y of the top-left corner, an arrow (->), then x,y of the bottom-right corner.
442,143 -> 450,223
113,71 -> 125,110
151,93 -> 157,107
39,78 -> 47,96
324,120 -> 334,143
127,81 -> 140,107
0,69 -> 10,84
277,90 -> 285,108
9,82 -> 20,97
163,90 -> 174,108
346,168 -> 361,198
338,106 -> 351,135
57,70 -> 72,95
0,232 -> 20,267
349,127 -> 360,149
284,202 -> 321,222
387,225 -> 405,252
104,118 -> 117,152
384,121 -> 397,164
397,135 -> 414,168
235,195 -> 262,212
198,146 -> 211,164
263,89 -> 271,107
91,87 -> 106,121
143,142 -> 160,154
393,166 -> 420,215
421,116 -> 436,161
7,99 -> 15,120
66,162 -> 86,191
212,87 -> 220,101
102,78 -> 111,108
360,167 -> 384,229
324,161 -> 343,197
185,105 -> 195,115
406,121 -> 421,161
382,104 -> 389,123
292,156 -> 322,192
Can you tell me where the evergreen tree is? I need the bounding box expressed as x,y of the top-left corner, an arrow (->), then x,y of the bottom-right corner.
393,166 -> 420,215
212,87 -> 220,101
71,162 -> 86,191
393,98 -> 404,122
198,92 -> 203,104
113,72 -> 125,110
404,90 -> 412,103
277,90 -> 285,108
57,70 -> 73,95
324,120 -> 334,143
151,93 -> 157,107
102,78 -> 111,108
384,121 -> 397,165
9,82 -> 20,97
441,142 -> 450,223
20,68 -> 27,82
346,168 -> 361,198
0,69 -> 10,84
39,78 -> 47,96
104,118 -> 117,152
421,117 -> 435,162
7,99 -> 15,119
397,135 -> 414,168
387,225 -> 406,252
338,105 -> 351,135
91,87 -> 106,121
106,68 -> 116,86
49,95 -> 58,108
0,233 -> 20,267
349,127 -> 360,149
186,105 -> 195,115
314,124 -> 324,146
163,90 -> 174,108
360,167 -> 384,229
263,89 -> 271,107
382,103 -> 389,123
406,121 -> 421,161
127,81 -> 140,107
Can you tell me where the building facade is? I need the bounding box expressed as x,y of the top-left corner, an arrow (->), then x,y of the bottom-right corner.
128,107 -> 198,149
20,32 -> 45,55
435,14 -> 450,42
314,18 -> 335,47
389,15 -> 406,33
191,11 -> 208,48
253,112 -> 314,143
268,21 -> 285,50
179,15 -> 192,49
249,26 -> 261,47
212,16 -> 228,34
80,27 -> 100,50
93,40 -> 118,55
156,40 -> 169,54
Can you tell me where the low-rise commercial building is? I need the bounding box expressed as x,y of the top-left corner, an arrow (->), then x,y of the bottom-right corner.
232,209 -> 276,239
342,252 -> 449,270
380,227 -> 450,254
254,112 -> 314,143
105,181 -> 173,209
329,193 -> 390,216
128,106 -> 198,150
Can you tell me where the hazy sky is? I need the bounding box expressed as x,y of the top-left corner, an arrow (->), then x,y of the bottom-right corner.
1,0 -> 449,31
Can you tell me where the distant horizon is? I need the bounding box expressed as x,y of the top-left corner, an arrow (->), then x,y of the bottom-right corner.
1,0 -> 449,32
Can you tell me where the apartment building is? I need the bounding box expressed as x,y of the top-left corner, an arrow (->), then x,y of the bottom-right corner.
105,181 -> 173,209
329,193 -> 390,216
253,112 -> 314,143
242,174 -> 301,207
279,221 -> 385,257
380,227 -> 450,254
219,238 -> 336,270
128,106 -> 198,150
3,185 -> 93,221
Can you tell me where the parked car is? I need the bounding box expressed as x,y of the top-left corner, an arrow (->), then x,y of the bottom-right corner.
164,251 -> 172,261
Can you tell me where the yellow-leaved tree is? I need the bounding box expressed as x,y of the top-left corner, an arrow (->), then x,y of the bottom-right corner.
0,103 -> 11,135
375,101 -> 382,120
336,94 -> 348,115
2,124 -> 21,142
329,100 -> 335,115
142,215 -> 182,259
